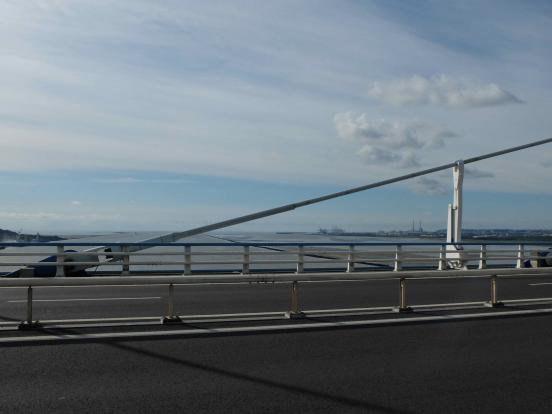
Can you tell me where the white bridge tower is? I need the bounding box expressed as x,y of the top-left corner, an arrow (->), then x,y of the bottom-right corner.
446,160 -> 466,269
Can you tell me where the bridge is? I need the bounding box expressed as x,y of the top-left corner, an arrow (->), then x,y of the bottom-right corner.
1,238 -> 552,413
0,239 -> 551,330
1,139 -> 552,413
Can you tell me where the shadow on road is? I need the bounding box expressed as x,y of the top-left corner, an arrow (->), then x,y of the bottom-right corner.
2,322 -> 414,414
0,313 -> 23,322
108,340 -> 415,414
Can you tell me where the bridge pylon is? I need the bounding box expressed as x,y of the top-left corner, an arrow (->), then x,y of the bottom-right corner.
446,160 -> 467,269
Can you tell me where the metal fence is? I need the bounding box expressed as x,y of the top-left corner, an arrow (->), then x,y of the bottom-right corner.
0,241 -> 550,277
0,241 -> 551,328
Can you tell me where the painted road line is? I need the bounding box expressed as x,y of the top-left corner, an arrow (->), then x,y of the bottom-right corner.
7,296 -> 161,303
2,307 -> 552,345
529,283 -> 552,286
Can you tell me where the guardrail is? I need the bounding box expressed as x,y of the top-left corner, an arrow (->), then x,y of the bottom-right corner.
1,241 -> 551,328
0,241 -> 551,277
3,266 -> 552,329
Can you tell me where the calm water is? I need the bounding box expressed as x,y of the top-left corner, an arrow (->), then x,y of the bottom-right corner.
211,231 -> 435,245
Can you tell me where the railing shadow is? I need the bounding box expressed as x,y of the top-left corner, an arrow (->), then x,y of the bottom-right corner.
0,313 -> 24,322
2,323 -> 414,414
107,340 -> 416,414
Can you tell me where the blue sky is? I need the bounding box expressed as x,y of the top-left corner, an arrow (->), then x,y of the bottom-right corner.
0,1 -> 551,233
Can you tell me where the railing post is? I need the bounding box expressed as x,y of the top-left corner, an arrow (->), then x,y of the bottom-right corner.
242,245 -> 250,274
122,245 -> 130,276
55,245 -> 65,277
438,244 -> 446,270
296,245 -> 304,274
18,286 -> 41,330
285,281 -> 305,319
516,244 -> 525,269
479,244 -> 487,269
26,286 -> 33,324
162,283 -> 182,324
347,245 -> 355,273
183,245 -> 192,275
394,245 -> 402,271
486,275 -> 504,307
168,283 -> 174,317
394,277 -> 412,313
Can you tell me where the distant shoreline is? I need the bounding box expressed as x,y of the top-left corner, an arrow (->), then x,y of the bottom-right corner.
312,232 -> 552,242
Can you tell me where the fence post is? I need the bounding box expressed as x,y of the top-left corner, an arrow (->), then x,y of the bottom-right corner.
162,283 -> 182,324
26,286 -> 33,324
122,245 -> 130,276
479,245 -> 487,269
285,281 -> 305,319
438,244 -> 446,270
347,245 -> 355,273
516,244 -> 525,269
55,245 -> 65,277
296,245 -> 304,274
242,245 -> 250,274
18,286 -> 41,330
486,275 -> 504,307
183,245 -> 192,275
394,277 -> 412,313
394,245 -> 402,271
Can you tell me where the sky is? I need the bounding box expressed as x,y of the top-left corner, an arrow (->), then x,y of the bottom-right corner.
0,0 -> 551,233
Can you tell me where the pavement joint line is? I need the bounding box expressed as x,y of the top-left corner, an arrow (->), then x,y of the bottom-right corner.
7,296 -> 162,303
3,307 -> 552,344
0,280 -> 381,289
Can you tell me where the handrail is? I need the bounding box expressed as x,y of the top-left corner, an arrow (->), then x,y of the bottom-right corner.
0,241 -> 549,281
2,267 -> 551,286
6,260 -> 552,328
1,241 -> 552,247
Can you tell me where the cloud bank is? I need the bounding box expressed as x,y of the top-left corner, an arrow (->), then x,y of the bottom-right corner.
411,177 -> 449,196
411,165 -> 495,196
334,112 -> 456,168
368,75 -> 523,108
464,166 -> 494,179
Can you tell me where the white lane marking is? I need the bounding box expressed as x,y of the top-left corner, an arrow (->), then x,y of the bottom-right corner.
3,307 -> 552,344
0,280 -> 376,289
7,296 -> 161,303
529,283 -> 552,286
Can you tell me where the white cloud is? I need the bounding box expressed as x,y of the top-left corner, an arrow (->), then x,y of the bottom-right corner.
411,177 -> 448,196
92,177 -> 143,184
464,166 -> 494,179
334,112 -> 456,168
409,166 -> 494,196
0,210 -> 115,221
357,146 -> 402,164
92,177 -> 194,184
71,200 -> 82,206
0,0 -> 549,200
368,75 -> 523,108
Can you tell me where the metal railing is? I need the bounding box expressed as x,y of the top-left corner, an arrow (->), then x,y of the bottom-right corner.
3,265 -> 552,328
0,241 -> 551,328
0,241 -> 550,277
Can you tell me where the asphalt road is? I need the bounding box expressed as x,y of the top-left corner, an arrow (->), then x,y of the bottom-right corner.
1,275 -> 552,322
1,313 -> 551,413
1,275 -> 552,413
